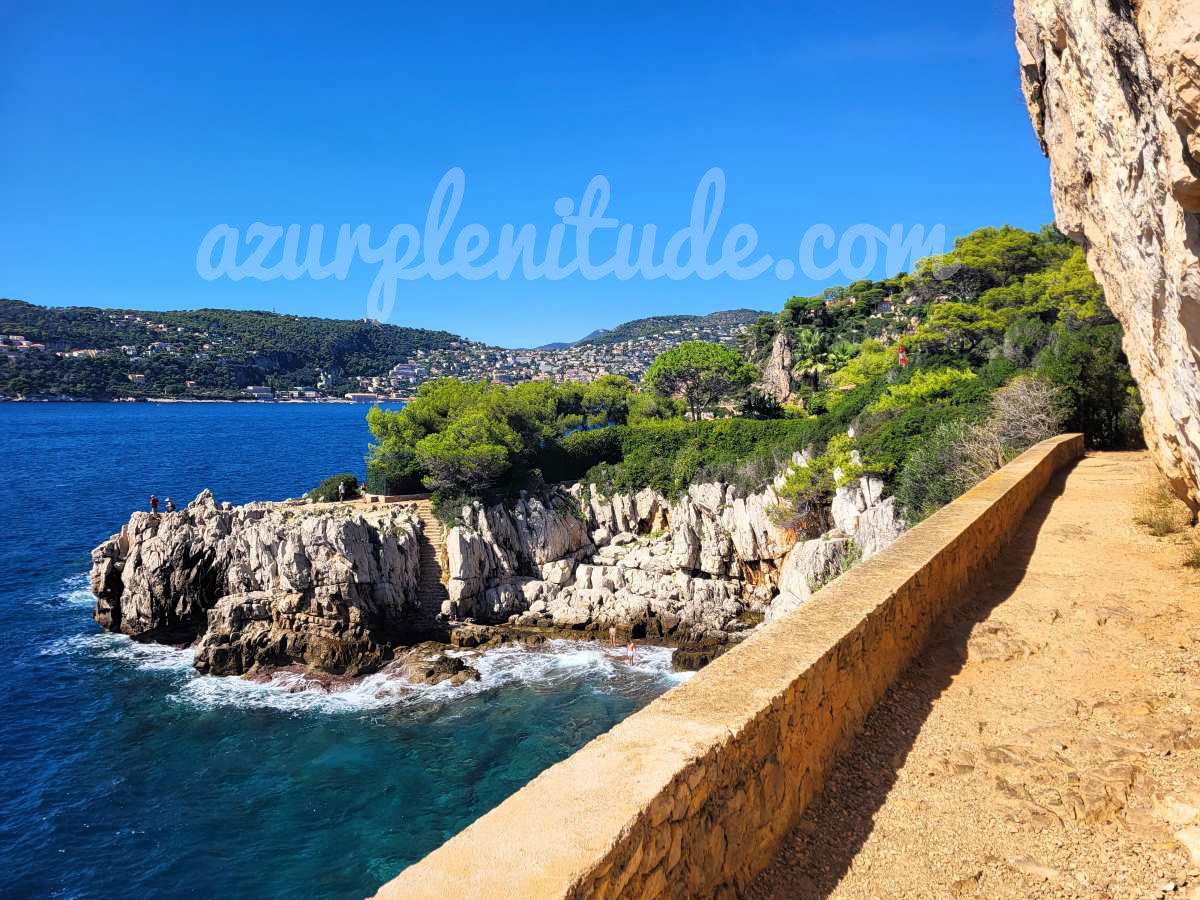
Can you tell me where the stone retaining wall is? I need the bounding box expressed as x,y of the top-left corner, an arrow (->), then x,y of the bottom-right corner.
372,434 -> 1085,899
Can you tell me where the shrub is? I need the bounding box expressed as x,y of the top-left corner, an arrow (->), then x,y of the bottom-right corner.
769,434 -> 866,536
868,368 -> 979,414
1034,319 -> 1143,448
542,426 -> 628,483
737,389 -> 785,420
307,473 -> 360,502
892,419 -> 980,522
894,375 -> 1066,522
582,419 -> 815,498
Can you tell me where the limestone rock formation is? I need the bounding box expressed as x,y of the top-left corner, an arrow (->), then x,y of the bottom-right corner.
90,452 -> 907,679
831,473 -> 906,560
442,489 -> 594,619
759,331 -> 797,404
767,535 -> 855,622
91,490 -> 423,675
1015,0 -> 1200,507
443,469 -> 905,645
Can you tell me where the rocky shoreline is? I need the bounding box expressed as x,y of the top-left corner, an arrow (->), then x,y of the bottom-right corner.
89,457 -> 904,685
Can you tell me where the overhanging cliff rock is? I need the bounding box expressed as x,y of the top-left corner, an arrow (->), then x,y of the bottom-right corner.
1015,0 -> 1200,507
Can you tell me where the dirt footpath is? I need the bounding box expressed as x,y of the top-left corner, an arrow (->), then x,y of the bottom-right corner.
747,452 -> 1200,900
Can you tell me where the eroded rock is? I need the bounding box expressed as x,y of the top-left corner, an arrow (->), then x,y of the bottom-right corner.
1015,0 -> 1200,508
91,491 -> 423,675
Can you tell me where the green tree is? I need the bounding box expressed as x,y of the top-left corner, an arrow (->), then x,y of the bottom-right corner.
1035,320 -> 1141,448
628,391 -> 685,423
582,375 -> 635,426
415,410 -> 522,493
644,341 -> 755,421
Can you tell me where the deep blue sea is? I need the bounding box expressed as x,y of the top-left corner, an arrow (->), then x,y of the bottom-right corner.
0,403 -> 682,899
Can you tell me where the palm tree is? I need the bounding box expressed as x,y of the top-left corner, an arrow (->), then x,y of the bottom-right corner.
790,327 -> 826,390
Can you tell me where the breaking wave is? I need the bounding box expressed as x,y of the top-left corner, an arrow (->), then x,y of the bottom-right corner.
42,623 -> 691,714
50,572 -> 96,607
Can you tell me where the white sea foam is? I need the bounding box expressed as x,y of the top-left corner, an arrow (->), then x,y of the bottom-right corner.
53,572 -> 96,606
176,640 -> 685,713
40,632 -> 195,672
42,626 -> 687,714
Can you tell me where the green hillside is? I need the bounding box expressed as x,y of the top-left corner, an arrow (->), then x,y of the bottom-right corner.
573,309 -> 767,347
0,300 -> 467,399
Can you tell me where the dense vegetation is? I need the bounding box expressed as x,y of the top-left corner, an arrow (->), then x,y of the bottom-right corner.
0,299 -> 464,399
366,225 -> 1143,523
564,308 -> 766,348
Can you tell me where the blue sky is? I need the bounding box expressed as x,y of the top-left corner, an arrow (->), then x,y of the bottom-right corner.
1,0 -> 1053,348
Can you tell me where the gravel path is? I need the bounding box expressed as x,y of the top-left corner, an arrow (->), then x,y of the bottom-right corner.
746,452 -> 1200,900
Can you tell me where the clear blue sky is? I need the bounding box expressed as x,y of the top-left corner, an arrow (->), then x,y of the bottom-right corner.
1,0 -> 1052,348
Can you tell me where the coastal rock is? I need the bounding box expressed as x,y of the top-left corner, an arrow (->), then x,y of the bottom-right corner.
391,642 -> 481,687
88,460 -> 904,680
767,535 -> 854,621
446,461 -> 904,644
832,475 -> 905,560
1015,0 -> 1200,508
91,492 -> 423,675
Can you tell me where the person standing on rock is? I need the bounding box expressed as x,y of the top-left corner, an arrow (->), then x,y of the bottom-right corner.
627,640 -> 636,661
165,498 -> 175,513
338,481 -> 347,502
149,494 -> 158,514
608,624 -> 617,646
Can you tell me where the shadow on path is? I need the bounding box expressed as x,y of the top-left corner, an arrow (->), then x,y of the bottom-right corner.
745,464 -> 1074,899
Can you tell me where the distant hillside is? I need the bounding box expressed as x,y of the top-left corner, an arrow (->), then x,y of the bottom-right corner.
562,309 -> 768,348
0,299 -> 468,400
0,299 -> 771,400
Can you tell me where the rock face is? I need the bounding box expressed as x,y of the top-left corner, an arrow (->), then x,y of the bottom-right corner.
1015,0 -> 1200,507
443,469 -> 905,645
760,332 -> 797,404
90,490 -> 423,675
89,453 -> 907,678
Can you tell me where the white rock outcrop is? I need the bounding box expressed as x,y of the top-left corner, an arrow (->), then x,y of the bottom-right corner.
443,468 -> 905,643
90,490 -> 423,675
89,452 -> 908,676
1015,0 -> 1200,508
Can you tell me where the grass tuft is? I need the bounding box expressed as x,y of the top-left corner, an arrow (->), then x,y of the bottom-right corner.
1134,478 -> 1192,537
1183,543 -> 1200,569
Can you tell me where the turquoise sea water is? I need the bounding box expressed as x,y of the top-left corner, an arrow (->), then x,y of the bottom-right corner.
0,403 -> 683,899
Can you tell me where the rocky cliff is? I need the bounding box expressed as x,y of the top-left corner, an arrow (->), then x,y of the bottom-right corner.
441,464 -> 904,652
90,490 -> 423,675
1015,0 -> 1200,507
90,457 -> 905,677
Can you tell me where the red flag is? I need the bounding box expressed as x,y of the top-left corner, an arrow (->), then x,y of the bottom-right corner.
898,345 -> 908,368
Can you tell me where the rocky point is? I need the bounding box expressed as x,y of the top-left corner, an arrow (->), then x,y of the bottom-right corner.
89,449 -> 906,679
